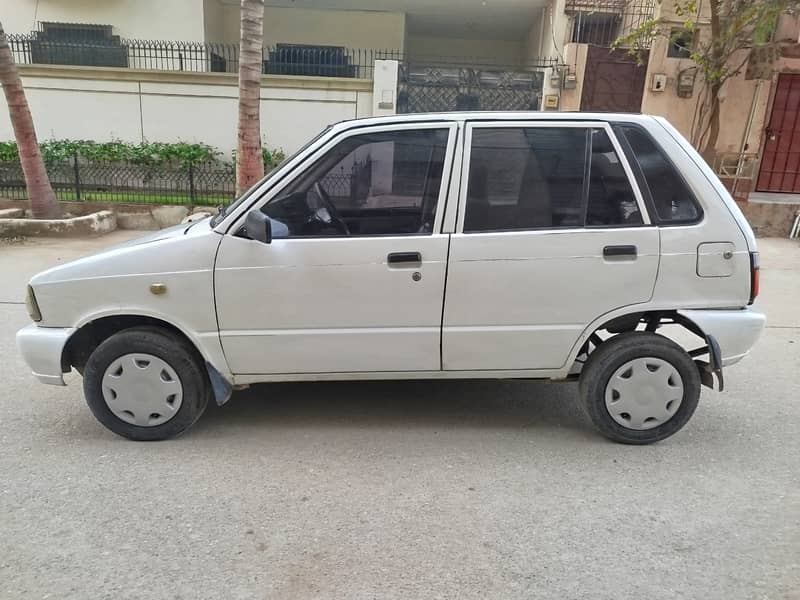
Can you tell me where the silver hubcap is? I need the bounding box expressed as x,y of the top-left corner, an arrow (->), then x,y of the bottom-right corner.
102,353 -> 183,427
604,357 -> 684,430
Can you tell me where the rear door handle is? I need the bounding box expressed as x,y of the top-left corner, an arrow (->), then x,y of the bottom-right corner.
388,252 -> 422,265
603,245 -> 637,258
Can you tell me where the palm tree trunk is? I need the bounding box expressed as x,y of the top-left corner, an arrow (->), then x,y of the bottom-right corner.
0,22 -> 61,218
236,0 -> 265,196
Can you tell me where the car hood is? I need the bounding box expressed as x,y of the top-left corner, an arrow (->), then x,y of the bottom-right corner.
30,218 -> 217,286
101,220 -> 198,251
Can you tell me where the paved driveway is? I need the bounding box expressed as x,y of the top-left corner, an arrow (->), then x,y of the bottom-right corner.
1,233 -> 798,599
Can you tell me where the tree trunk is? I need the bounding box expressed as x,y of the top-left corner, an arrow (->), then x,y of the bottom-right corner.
236,0 -> 265,196
699,0 -> 723,164
701,82 -> 723,164
0,23 -> 61,218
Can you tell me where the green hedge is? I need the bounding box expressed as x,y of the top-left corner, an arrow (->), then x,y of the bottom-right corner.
0,139 -> 285,170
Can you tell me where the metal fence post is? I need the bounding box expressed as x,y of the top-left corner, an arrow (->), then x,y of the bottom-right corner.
72,151 -> 82,201
188,162 -> 196,209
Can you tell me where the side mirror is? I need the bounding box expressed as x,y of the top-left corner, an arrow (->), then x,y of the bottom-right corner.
245,209 -> 272,244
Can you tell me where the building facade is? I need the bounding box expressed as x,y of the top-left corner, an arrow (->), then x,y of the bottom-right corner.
2,0 -> 800,215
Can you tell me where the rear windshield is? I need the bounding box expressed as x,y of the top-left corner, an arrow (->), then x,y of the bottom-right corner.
615,125 -> 702,224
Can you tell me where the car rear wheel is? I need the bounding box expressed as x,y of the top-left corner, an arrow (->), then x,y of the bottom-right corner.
83,327 -> 209,441
579,331 -> 701,445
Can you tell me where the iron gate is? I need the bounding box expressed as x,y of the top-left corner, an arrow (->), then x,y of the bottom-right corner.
580,46 -> 648,112
397,63 -> 546,113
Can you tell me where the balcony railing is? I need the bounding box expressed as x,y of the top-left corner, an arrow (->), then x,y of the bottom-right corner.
566,0 -> 656,47
7,33 -> 401,79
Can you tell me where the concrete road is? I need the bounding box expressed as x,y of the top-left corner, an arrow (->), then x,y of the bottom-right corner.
0,233 -> 798,600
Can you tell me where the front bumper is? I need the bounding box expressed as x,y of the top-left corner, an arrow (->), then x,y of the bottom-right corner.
678,307 -> 766,367
16,324 -> 75,385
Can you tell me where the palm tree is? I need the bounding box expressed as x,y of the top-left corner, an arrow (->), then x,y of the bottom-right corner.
0,22 -> 61,218
236,0 -> 265,196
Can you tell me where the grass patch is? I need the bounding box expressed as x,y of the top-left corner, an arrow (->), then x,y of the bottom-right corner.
53,190 -> 232,206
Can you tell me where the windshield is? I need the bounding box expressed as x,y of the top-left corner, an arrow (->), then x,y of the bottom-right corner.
211,125 -> 333,227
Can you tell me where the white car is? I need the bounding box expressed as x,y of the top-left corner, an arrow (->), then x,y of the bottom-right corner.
17,112 -> 765,444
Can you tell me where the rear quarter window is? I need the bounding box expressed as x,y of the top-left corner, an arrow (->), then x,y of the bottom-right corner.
615,125 -> 702,224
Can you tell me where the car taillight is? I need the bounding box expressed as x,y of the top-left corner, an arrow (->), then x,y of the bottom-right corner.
749,251 -> 760,305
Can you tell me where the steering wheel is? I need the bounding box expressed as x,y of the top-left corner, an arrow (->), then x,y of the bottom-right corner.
313,182 -> 350,236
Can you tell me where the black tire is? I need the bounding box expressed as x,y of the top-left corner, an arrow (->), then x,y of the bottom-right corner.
579,331 -> 701,445
83,327 -> 209,441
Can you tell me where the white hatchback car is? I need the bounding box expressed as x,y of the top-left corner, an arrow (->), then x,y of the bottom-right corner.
17,112 -> 765,444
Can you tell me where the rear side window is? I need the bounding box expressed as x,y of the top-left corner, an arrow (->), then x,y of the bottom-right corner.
616,125 -> 701,223
464,128 -> 586,231
463,126 -> 641,232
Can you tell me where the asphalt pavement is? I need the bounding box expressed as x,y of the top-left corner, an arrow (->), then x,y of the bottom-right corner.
0,232 -> 798,599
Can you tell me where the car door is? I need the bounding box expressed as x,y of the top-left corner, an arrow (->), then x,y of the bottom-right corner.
214,123 -> 457,375
442,121 -> 660,371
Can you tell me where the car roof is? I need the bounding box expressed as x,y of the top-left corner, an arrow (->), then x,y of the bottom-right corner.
332,111 -> 657,132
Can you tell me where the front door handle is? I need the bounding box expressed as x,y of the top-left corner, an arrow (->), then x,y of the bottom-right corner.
603,245 -> 637,258
388,252 -> 422,265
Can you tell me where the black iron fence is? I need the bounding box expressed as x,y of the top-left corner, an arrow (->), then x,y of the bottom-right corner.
0,157 -> 362,206
0,158 -> 237,205
398,64 -> 548,113
566,0 -> 656,47
7,33 -> 400,79
7,29 -> 564,79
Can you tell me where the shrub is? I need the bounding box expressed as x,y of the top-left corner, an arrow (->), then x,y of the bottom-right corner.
0,139 -> 283,170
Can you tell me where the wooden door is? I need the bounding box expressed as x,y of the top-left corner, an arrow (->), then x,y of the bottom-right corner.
580,46 -> 648,113
757,73 -> 800,193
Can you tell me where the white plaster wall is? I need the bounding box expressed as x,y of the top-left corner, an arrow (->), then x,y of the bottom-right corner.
217,5 -> 406,51
0,0 -> 205,40
558,42 -> 587,111
523,11 -> 545,63
203,0 -> 225,43
19,81 -> 143,142
372,60 -> 399,116
0,73 -> 373,154
406,35 -> 524,65
542,0 -> 569,60
534,0 -> 569,105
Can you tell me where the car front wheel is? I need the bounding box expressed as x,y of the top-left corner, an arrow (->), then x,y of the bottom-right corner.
579,331 -> 701,445
83,327 -> 209,441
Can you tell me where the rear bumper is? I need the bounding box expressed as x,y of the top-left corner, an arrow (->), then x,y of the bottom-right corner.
678,308 -> 766,366
16,324 -> 75,386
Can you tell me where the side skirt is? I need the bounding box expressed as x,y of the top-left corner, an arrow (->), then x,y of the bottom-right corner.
232,368 -> 567,385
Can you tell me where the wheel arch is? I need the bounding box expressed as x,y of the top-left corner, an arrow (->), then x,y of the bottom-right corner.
62,313 -> 232,395
566,307 -> 721,388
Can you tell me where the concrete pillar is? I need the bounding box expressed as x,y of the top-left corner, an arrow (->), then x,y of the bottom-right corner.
372,59 -> 399,116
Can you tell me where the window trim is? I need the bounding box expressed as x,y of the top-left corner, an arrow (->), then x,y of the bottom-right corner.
456,120 -> 651,234
584,127 -> 649,230
229,122 -> 459,239
613,123 -> 705,226
441,121 -> 465,234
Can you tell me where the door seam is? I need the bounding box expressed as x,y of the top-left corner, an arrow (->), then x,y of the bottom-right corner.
439,233 -> 452,371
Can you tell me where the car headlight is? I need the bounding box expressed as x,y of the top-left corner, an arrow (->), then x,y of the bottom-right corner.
25,285 -> 42,322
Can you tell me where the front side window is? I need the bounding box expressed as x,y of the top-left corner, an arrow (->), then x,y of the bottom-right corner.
464,126 -> 641,232
264,129 -> 449,237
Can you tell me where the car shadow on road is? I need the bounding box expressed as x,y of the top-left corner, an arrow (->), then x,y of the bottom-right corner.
192,378 -> 594,437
